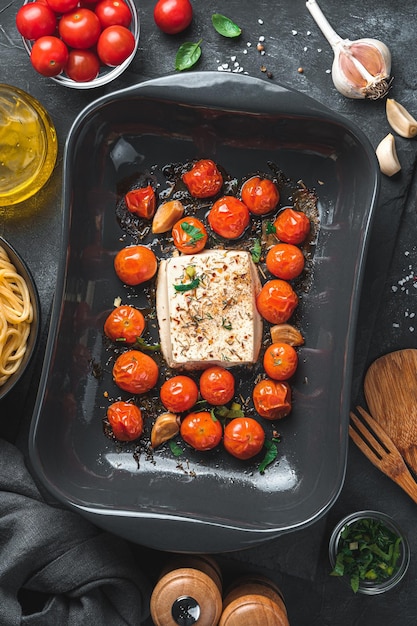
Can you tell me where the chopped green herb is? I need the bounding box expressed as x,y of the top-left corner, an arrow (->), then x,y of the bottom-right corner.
251,238 -> 262,263
258,439 -> 278,473
185,265 -> 196,279
222,317 -> 233,330
175,40 -> 202,71
212,14 -> 242,38
265,221 -> 276,235
181,222 -> 205,245
169,440 -> 183,457
174,277 -> 200,292
134,337 -> 161,352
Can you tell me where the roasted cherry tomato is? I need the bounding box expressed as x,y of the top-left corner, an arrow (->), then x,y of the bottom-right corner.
256,279 -> 298,325
46,0 -> 79,11
112,349 -> 159,394
263,342 -> 298,381
160,375 -> 199,413
114,245 -> 157,286
266,243 -> 305,280
208,196 -> 250,240
153,0 -> 193,34
95,0 -> 132,28
199,366 -> 235,406
252,378 -> 292,420
103,305 -> 145,344
223,417 -> 265,460
180,411 -> 223,451
240,176 -> 280,216
273,207 -> 310,245
30,36 -> 69,77
107,400 -> 143,441
65,49 -> 101,82
182,159 -> 223,198
172,216 -> 208,254
97,24 -> 135,66
59,8 -> 102,49
125,185 -> 156,219
16,3 -> 57,40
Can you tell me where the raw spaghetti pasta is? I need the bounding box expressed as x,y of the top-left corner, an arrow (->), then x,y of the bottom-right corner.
0,245 -> 33,386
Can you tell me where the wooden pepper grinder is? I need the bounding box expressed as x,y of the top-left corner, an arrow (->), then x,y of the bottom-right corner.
150,555 -> 223,626
218,574 -> 290,626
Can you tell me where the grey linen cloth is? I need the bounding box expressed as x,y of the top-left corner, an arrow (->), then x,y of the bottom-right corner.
0,438 -> 151,626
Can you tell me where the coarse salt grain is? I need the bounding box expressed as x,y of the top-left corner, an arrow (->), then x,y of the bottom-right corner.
292,30 -> 298,35
258,19 -> 264,24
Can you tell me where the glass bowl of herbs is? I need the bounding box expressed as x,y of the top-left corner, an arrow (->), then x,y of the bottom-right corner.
329,510 -> 410,595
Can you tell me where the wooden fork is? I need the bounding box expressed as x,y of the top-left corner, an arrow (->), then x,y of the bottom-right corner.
349,405 -> 417,504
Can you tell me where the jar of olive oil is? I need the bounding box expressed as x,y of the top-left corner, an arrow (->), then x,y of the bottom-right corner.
0,84 -> 57,206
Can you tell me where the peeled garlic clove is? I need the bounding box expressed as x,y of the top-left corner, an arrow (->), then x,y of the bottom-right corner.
386,98 -> 417,139
270,323 -> 304,346
375,133 -> 401,177
150,412 -> 180,448
152,200 -> 185,234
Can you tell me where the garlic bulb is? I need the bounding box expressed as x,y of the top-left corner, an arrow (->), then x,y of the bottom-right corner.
306,0 -> 392,100
375,133 -> 401,176
386,98 -> 417,138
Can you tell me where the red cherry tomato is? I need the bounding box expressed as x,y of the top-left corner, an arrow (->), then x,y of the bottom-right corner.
240,177 -> 280,216
65,49 -> 101,82
112,350 -> 159,394
103,305 -> 145,344
263,342 -> 298,381
59,8 -> 102,49
125,186 -> 156,219
273,208 -> 310,245
30,36 -> 69,77
160,375 -> 199,413
46,0 -> 79,11
95,0 -> 132,28
172,216 -> 208,254
208,196 -> 250,240
180,411 -> 223,451
97,25 -> 135,66
182,159 -> 223,198
153,0 -> 193,34
256,279 -> 298,325
107,400 -> 143,441
266,243 -> 305,280
16,3 -> 57,40
252,379 -> 292,420
114,245 -> 157,286
199,366 -> 235,406
223,417 -> 265,460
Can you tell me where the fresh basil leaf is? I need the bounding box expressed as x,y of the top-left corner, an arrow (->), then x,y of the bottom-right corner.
175,40 -> 202,71
212,14 -> 242,38
258,439 -> 278,473
251,238 -> 262,263
173,277 -> 200,292
181,221 -> 205,244
169,440 -> 183,457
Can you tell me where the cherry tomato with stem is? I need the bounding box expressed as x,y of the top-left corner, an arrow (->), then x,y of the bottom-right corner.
30,36 -> 69,77
263,342 -> 298,381
65,49 -> 101,82
160,375 -> 199,413
153,0 -> 193,35
107,401 -> 143,441
266,243 -> 305,280
256,279 -> 298,325
114,245 -> 157,286
172,216 -> 208,254
180,411 -> 223,451
240,176 -> 280,216
95,0 -> 132,28
16,3 -> 57,40
182,159 -> 223,198
273,207 -> 310,245
59,8 -> 102,49
125,185 -> 156,219
199,366 -> 235,406
223,417 -> 265,460
46,0 -> 79,12
113,349 -> 159,394
253,378 -> 292,420
104,305 -> 145,344
97,25 -> 135,66
208,196 -> 250,240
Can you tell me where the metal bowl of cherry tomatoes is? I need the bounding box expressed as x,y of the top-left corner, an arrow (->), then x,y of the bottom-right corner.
17,0 -> 140,89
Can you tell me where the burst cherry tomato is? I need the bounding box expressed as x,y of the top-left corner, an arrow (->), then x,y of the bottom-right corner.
95,0 -> 132,28
59,8 -> 102,49
172,216 -> 208,254
113,350 -> 159,394
266,243 -> 305,280
30,36 -> 69,77
16,3 -> 57,40
223,417 -> 265,460
153,0 -> 193,34
125,186 -> 156,219
182,159 -> 223,198
46,0 -> 79,11
97,25 -> 135,66
240,177 -> 280,216
273,208 -> 310,245
256,279 -> 298,325
160,375 -> 199,413
65,49 -> 101,82
208,196 -> 250,240
199,366 -> 235,406
104,305 -> 145,344
180,411 -> 223,451
253,378 -> 292,420
263,342 -> 298,381
114,245 -> 157,286
107,401 -> 143,441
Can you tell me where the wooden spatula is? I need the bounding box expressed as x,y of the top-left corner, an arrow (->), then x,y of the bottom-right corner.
364,349 -> 417,475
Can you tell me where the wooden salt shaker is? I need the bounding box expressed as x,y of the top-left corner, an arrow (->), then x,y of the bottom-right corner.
150,555 -> 223,626
219,574 -> 290,626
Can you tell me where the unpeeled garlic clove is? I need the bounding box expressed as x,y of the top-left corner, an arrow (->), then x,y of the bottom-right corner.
375,133 -> 401,177
386,98 -> 417,139
270,323 -> 304,347
150,412 -> 180,448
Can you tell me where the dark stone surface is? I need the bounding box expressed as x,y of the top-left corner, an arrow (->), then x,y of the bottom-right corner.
1,1 -> 417,624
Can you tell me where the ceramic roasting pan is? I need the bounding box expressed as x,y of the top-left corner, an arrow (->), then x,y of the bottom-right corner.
29,73 -> 379,552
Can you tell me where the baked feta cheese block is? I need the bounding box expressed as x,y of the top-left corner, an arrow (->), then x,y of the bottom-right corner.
156,249 -> 263,370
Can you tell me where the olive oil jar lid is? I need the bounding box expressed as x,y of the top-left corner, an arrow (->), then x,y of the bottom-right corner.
0,84 -> 57,207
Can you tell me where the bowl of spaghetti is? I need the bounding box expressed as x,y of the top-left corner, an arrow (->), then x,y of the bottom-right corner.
0,236 -> 40,400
